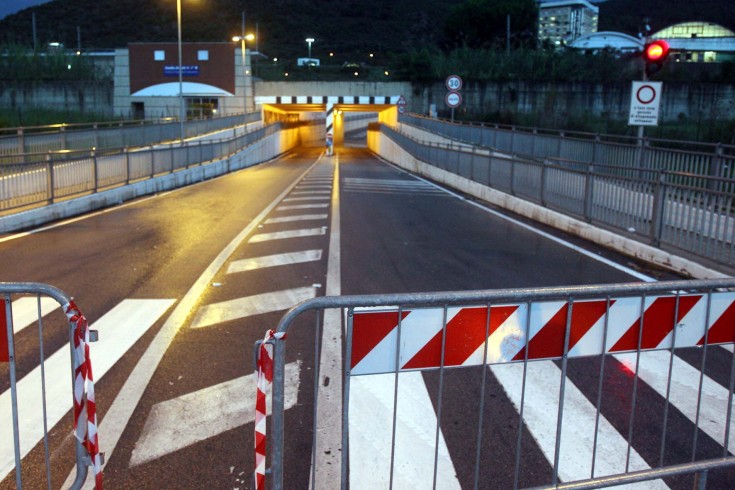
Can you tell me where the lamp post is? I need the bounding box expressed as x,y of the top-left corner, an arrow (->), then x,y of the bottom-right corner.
305,37 -> 314,59
176,0 -> 185,144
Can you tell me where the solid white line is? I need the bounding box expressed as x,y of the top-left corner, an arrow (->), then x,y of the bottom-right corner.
8,296 -> 60,335
249,227 -> 326,243
615,351 -> 735,454
349,373 -> 461,489
227,250 -> 323,274
1,299 -> 175,483
490,361 -> 668,487
277,204 -> 329,211
189,287 -> 317,329
312,160 -> 343,487
63,156 -> 323,487
130,361 -> 301,467
264,214 -> 328,224
383,161 -> 656,283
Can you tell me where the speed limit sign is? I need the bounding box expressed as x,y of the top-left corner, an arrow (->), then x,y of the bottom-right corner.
446,75 -> 463,91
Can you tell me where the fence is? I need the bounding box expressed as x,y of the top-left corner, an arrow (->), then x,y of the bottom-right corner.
0,122 -> 283,212
1,282 -> 100,489
0,112 -> 262,160
258,278 -> 735,489
401,114 -> 735,181
378,124 -> 735,269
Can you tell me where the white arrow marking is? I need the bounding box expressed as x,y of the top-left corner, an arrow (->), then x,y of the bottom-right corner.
227,250 -> 323,274
189,287 -> 316,329
0,299 -> 175,482
130,361 -> 301,467
8,296 -> 60,335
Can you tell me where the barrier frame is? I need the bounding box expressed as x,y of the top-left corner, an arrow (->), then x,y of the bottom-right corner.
1,282 -> 98,489
260,278 -> 735,489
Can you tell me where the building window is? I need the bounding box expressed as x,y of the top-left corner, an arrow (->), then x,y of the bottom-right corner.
154,50 -> 165,61
197,50 -> 209,61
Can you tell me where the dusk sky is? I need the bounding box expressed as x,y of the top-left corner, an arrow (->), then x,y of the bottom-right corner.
0,0 -> 52,20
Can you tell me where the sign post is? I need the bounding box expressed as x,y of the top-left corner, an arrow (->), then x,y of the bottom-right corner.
445,75 -> 463,122
396,95 -> 407,115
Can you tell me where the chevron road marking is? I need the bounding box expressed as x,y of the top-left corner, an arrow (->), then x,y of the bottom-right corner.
227,250 -> 323,274
189,287 -> 317,329
0,299 -> 175,482
129,361 -> 301,467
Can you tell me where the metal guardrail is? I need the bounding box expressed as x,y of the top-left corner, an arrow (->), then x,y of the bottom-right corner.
1,283 -> 99,489
259,278 -> 735,489
400,114 -> 735,180
379,124 -> 735,269
0,112 -> 262,160
0,122 -> 282,212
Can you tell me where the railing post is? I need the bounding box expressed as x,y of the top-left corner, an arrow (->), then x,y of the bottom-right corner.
557,131 -> 564,159
584,163 -> 595,222
693,469 -> 708,490
17,127 -> 24,155
270,336 -> 287,490
510,126 -> 516,154
93,122 -> 99,150
510,154 -> 516,196
593,133 -> 601,164
46,152 -> 55,204
124,147 -> 131,185
540,158 -> 549,206
60,124 -> 67,151
651,170 -> 667,247
531,128 -> 537,157
92,149 -> 99,192
708,143 -> 723,193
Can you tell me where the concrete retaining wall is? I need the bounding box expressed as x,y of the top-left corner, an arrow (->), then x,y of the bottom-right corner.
368,124 -> 727,280
0,80 -> 113,116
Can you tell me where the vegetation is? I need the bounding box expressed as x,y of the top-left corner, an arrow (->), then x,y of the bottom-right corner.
0,107 -> 113,128
0,43 -> 102,80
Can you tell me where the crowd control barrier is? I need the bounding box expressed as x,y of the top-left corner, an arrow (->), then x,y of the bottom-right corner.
256,278 -> 735,489
1,283 -> 102,489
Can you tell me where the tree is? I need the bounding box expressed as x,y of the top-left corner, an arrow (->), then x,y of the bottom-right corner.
442,0 -> 538,51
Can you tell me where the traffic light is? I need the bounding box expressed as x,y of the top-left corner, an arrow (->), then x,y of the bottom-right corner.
642,40 -> 670,77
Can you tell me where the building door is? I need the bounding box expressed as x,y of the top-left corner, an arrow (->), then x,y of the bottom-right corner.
132,102 -> 145,120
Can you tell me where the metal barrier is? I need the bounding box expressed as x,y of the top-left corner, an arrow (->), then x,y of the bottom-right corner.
400,114 -> 735,181
1,282 -> 100,489
0,123 -> 282,212
258,278 -> 735,489
0,112 -> 262,159
378,125 -> 735,269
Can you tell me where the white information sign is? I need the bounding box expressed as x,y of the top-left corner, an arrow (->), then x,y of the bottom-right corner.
628,81 -> 663,126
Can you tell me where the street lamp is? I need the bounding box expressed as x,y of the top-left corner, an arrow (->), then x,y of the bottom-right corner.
176,0 -> 185,144
232,33 -> 255,113
305,37 -> 314,59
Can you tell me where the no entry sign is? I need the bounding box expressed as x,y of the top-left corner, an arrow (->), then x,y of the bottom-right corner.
629,81 -> 663,126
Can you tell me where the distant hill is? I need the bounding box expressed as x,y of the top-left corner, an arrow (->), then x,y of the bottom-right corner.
0,0 -> 732,62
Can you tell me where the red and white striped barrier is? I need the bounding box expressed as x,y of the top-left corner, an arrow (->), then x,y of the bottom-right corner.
254,330 -> 286,490
350,293 -> 735,376
65,301 -> 103,489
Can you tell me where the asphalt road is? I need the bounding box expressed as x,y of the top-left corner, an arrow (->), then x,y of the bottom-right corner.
1,146 -> 733,489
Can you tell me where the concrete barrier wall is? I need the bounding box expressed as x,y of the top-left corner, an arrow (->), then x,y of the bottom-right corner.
0,126 -> 301,233
0,80 -> 113,116
368,126 -> 726,280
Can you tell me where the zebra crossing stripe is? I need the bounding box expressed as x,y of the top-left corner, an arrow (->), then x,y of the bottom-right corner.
7,296 -> 60,335
249,227 -> 326,243
130,361 -> 301,467
283,196 -> 330,202
0,299 -> 175,483
227,250 -> 323,274
189,287 -> 316,329
264,214 -> 328,224
277,204 -> 329,211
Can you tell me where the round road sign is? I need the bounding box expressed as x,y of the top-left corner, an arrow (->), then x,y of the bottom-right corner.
636,84 -> 657,104
446,75 -> 463,91
445,91 -> 462,108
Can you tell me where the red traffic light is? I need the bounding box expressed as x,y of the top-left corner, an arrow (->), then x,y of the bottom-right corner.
643,40 -> 670,62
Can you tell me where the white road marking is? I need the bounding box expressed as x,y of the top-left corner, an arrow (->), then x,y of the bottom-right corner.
491,361 -> 667,488
62,157 -> 323,488
349,372 -> 461,490
189,287 -> 316,329
227,250 -> 323,274
1,299 -> 175,483
277,203 -> 329,211
7,296 -> 60,335
283,196 -> 330,202
264,214 -> 328,224
130,361 -> 301,467
290,191 -> 331,196
615,350 -> 735,454
249,228 -> 326,243
721,344 -> 734,353
312,161 -> 343,487
296,185 -> 332,190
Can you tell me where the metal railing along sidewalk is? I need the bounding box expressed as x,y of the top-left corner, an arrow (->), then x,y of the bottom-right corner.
257,278 -> 735,489
1,283 -> 101,489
